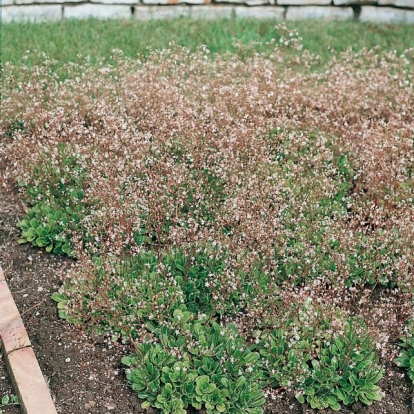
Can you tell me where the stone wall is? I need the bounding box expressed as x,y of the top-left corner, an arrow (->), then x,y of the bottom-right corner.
1,0 -> 414,23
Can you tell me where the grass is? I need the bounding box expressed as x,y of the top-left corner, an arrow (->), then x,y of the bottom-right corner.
3,19 -> 414,69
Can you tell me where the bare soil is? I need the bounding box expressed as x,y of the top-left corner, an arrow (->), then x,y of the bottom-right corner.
0,186 -> 413,414
0,351 -> 20,414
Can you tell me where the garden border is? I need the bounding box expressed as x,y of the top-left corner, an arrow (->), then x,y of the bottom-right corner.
0,264 -> 57,414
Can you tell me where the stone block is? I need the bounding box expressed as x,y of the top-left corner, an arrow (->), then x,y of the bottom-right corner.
279,0 -> 331,5
216,0 -> 268,5
6,347 -> 57,414
333,0 -> 377,4
2,5 -> 62,22
143,0 -> 208,4
378,0 -> 414,8
64,4 -> 131,19
286,5 -> 354,19
360,5 -> 414,22
134,5 -> 191,19
235,6 -> 285,17
190,5 -> 233,18
14,0 -> 79,4
1,0 -> 14,6
91,0 -> 138,4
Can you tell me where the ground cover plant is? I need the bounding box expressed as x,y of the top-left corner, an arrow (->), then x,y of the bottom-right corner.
1,22 -> 414,413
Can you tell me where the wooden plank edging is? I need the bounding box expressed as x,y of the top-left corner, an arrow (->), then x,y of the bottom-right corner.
0,264 -> 57,414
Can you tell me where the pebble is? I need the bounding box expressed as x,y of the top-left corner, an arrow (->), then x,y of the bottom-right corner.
85,401 -> 96,409
65,357 -> 71,363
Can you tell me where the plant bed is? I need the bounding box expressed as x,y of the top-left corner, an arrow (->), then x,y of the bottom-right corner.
0,187 -> 413,414
1,26 -> 414,413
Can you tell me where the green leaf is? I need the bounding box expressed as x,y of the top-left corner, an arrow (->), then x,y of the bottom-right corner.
296,393 -> 305,404
329,399 -> 341,410
359,394 -> 373,406
35,226 -> 47,237
58,310 -> 67,319
244,352 -> 259,364
51,292 -> 66,303
121,356 -> 136,366
30,218 -> 39,228
336,388 -> 346,401
304,387 -> 315,396
236,376 -> 247,388
394,355 -> 409,368
62,242 -> 73,256
1,396 -> 9,405
36,237 -> 48,247
196,375 -> 214,395
246,408 -> 264,414
326,395 -> 338,407
17,220 -> 30,229
364,391 -> 382,402
308,396 -> 319,409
